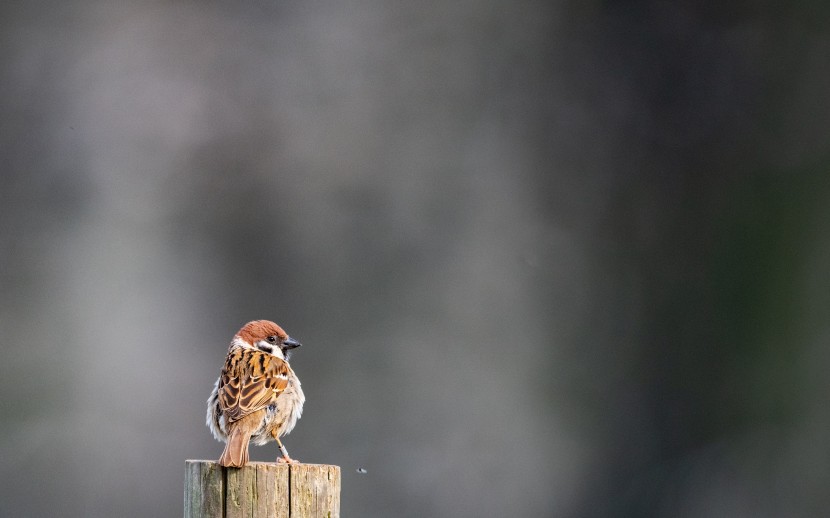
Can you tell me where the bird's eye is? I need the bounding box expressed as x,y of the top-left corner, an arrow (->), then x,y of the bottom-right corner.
267,336 -> 277,343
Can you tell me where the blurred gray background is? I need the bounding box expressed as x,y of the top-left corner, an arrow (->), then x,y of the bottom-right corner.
2,1 -> 830,517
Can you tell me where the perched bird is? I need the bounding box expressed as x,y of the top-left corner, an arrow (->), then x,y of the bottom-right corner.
207,320 -> 305,467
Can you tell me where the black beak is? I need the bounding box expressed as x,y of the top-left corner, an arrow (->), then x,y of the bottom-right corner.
283,337 -> 302,349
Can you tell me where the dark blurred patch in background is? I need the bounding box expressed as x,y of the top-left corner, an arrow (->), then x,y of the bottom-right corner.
2,1 -> 829,516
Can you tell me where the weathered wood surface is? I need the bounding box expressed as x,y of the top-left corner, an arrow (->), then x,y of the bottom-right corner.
185,461 -> 340,518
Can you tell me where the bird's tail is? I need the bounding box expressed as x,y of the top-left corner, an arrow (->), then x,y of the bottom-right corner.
218,427 -> 250,467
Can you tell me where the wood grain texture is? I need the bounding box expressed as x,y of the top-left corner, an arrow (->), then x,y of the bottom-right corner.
185,459 -> 224,517
185,461 -> 339,518
290,464 -> 340,518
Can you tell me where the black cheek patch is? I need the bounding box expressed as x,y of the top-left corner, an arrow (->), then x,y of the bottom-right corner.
257,344 -> 273,354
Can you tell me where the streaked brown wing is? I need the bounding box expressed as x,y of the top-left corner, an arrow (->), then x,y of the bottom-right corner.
218,348 -> 291,423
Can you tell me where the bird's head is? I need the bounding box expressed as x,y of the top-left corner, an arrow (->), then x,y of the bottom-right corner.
233,319 -> 302,360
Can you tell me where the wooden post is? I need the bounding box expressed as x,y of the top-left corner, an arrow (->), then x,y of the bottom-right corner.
185,461 -> 340,518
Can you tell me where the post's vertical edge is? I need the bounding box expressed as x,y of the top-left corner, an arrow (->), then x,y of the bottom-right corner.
316,465 -> 340,518
184,460 -> 225,518
289,464 -> 341,518
184,461 -> 196,518
329,465 -> 341,518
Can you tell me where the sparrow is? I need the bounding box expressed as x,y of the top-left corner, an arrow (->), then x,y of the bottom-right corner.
206,320 -> 305,467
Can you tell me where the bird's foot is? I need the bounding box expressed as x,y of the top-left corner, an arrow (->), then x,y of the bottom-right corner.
277,456 -> 298,464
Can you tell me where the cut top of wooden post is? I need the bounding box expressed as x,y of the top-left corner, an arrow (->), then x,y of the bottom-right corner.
185,461 -> 340,518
